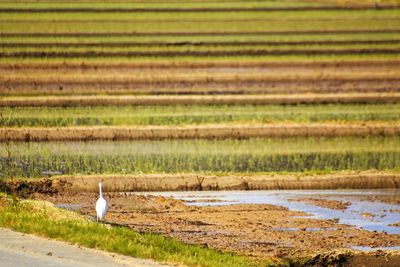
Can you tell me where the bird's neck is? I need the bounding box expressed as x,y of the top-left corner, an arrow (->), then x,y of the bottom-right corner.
99,184 -> 103,198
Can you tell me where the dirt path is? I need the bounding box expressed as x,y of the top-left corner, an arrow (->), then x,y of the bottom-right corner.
0,228 -> 172,267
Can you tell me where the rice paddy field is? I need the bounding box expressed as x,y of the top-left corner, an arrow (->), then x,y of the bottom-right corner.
1,0 -> 400,266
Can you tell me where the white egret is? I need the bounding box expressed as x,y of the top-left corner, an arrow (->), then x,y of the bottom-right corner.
96,182 -> 108,222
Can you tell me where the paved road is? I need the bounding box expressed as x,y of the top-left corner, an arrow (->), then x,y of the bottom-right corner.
0,228 -> 171,267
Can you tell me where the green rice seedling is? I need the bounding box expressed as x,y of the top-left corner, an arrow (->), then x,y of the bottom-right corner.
1,104 -> 400,127
1,137 -> 399,178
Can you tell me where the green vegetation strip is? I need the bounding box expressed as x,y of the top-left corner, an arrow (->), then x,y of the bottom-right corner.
2,40 -> 400,48
0,39 -> 400,49
0,194 -> 262,267
1,104 -> 400,127
0,1 -> 326,10
1,6 -> 393,12
0,32 -> 399,44
2,19 -> 398,33
1,9 -> 398,22
1,54 -> 399,66
2,137 -> 400,178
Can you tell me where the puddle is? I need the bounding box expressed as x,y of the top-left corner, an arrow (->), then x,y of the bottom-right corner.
133,190 -> 400,235
351,246 -> 400,251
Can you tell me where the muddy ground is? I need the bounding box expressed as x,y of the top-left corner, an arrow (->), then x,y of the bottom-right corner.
28,190 -> 400,266
2,175 -> 400,265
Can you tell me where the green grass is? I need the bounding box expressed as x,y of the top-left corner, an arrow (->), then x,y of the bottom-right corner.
0,32 -> 399,44
1,9 -> 398,21
0,1 -> 328,9
2,137 -> 400,178
0,194 -> 264,267
1,104 -> 400,127
2,19 -> 398,33
1,43 -> 399,54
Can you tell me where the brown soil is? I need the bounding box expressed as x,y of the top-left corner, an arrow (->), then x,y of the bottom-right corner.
2,5 -> 399,12
2,29 -> 400,38
2,93 -> 399,107
1,59 -> 399,70
289,198 -> 351,210
2,47 -> 400,58
2,174 -> 399,265
6,72 -> 398,82
2,60 -> 399,98
1,124 -> 399,141
2,70 -> 399,96
1,171 -> 399,195
29,191 -> 400,265
359,195 -> 400,205
3,80 -> 398,95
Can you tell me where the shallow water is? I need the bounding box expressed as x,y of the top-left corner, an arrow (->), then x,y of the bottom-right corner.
133,190 -> 400,235
351,246 -> 400,251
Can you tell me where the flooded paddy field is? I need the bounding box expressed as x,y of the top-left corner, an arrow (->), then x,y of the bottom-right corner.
31,188 -> 400,264
136,190 -> 400,234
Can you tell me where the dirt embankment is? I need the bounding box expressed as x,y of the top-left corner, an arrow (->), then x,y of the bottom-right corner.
2,76 -> 399,96
3,47 -> 400,58
1,124 -> 399,141
1,5 -> 399,12
2,60 -> 399,97
2,29 -> 399,38
2,172 -> 399,195
1,59 -> 399,70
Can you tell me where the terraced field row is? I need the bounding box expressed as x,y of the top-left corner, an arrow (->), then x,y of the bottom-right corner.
1,0 -> 399,141
2,104 -> 400,127
2,124 -> 400,142
2,94 -> 399,107
2,137 -> 400,178
1,59 -> 399,96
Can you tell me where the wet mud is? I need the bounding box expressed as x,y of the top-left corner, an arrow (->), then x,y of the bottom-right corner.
2,175 -> 400,265
28,191 -> 400,266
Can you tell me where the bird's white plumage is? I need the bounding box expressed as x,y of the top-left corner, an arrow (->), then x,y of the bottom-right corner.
96,182 -> 108,221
